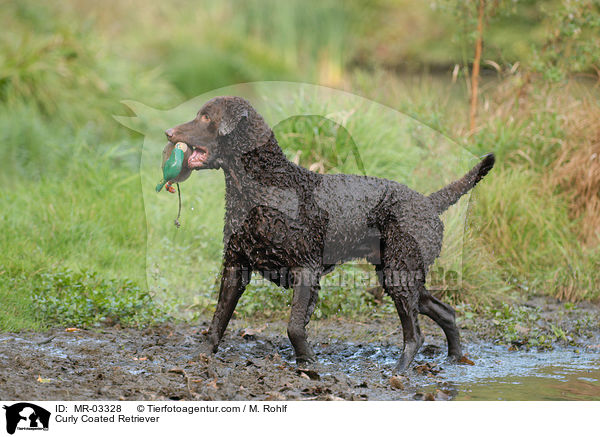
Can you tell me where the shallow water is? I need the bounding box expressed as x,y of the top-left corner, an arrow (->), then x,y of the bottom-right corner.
457,367 -> 600,401
449,345 -> 600,401
313,340 -> 600,400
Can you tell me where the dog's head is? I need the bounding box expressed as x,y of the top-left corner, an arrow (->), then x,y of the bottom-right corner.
164,96 -> 271,171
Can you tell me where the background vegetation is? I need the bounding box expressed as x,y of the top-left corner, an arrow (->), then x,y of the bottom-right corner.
0,0 -> 598,331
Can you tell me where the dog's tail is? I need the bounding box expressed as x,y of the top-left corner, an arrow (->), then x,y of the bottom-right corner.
428,153 -> 495,214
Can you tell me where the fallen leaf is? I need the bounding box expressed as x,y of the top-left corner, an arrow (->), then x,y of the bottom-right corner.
207,378 -> 218,389
37,375 -> 51,383
389,376 -> 405,390
65,327 -> 80,332
414,363 -> 441,375
241,325 -> 267,339
133,356 -> 148,361
459,355 -> 475,365
168,368 -> 186,375
297,368 -> 320,380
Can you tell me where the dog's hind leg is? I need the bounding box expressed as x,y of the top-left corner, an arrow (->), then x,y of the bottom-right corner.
376,227 -> 426,373
418,290 -> 462,360
382,275 -> 424,373
287,268 -> 320,365
205,261 -> 252,353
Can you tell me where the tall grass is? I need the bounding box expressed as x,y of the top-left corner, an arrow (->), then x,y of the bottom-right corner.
462,75 -> 600,302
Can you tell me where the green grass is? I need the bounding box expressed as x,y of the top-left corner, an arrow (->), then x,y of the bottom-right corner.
471,165 -> 598,297
1,0 -> 598,332
0,136 -> 150,330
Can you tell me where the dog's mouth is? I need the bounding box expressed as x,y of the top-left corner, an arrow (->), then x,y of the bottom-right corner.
185,144 -> 209,169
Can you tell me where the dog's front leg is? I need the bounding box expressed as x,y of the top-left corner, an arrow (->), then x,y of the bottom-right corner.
287,268 -> 320,365
204,262 -> 251,354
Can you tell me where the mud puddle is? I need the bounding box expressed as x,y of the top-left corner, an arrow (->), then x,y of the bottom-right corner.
1,312 -> 598,401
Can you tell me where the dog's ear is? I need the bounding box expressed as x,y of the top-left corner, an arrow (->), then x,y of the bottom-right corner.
218,101 -> 248,137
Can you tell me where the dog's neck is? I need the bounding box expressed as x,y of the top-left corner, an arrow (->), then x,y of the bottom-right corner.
220,131 -> 318,243
222,132 -> 303,194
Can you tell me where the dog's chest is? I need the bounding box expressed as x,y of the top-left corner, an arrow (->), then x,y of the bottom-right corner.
223,183 -> 325,266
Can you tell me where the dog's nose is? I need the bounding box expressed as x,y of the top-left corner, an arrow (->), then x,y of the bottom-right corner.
165,128 -> 175,139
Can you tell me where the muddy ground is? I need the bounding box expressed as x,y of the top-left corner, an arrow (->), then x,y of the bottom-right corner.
1,296 -> 599,401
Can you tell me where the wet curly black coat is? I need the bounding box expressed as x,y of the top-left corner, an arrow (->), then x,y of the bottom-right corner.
165,96 -> 495,372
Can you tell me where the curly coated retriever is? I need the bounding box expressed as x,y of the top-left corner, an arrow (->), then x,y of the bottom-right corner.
164,96 -> 495,372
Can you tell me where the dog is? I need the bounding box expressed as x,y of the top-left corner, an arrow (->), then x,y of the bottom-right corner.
164,96 -> 494,372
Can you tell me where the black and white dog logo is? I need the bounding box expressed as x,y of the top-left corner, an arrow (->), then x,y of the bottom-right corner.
3,403 -> 50,434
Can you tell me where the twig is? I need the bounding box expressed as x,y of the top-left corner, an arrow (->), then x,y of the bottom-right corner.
469,0 -> 485,133
35,335 -> 56,345
174,183 -> 182,228
168,368 -> 198,398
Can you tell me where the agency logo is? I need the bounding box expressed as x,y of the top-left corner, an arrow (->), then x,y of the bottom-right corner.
2,403 -> 50,435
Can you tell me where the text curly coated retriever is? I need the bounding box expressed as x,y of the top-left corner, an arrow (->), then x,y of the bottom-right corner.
164,96 -> 495,372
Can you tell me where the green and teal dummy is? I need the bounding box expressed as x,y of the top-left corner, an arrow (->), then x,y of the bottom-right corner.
156,142 -> 189,193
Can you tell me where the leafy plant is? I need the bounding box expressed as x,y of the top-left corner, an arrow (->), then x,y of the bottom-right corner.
533,0 -> 600,81
32,269 -> 168,328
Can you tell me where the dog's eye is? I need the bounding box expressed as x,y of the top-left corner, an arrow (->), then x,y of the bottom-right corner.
201,114 -> 210,122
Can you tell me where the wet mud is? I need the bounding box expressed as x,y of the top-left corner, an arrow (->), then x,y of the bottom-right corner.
1,298 -> 599,401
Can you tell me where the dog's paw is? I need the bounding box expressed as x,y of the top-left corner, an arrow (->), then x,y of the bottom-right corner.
295,354 -> 317,366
